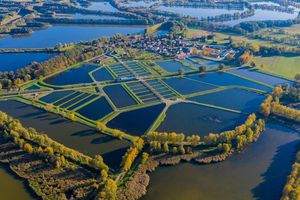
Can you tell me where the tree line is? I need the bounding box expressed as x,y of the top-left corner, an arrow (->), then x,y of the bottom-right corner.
281,150 -> 300,200
0,46 -> 103,89
0,111 -> 109,172
259,85 -> 300,122
145,113 -> 265,155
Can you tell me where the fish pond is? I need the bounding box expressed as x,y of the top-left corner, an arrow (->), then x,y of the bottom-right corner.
188,72 -> 272,92
92,68 -> 115,82
157,103 -> 248,136
0,100 -> 130,170
107,104 -> 165,136
163,77 -> 217,95
44,65 -> 97,86
0,52 -> 57,72
143,123 -> 299,200
189,88 -> 266,113
39,90 -> 74,104
229,68 -> 293,86
77,97 -> 113,121
156,60 -> 192,73
104,85 -> 137,108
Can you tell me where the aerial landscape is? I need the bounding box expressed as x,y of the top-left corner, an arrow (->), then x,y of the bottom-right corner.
0,0 -> 299,199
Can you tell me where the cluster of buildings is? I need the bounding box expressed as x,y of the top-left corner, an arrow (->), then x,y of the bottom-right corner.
195,44 -> 237,61
129,34 -> 237,61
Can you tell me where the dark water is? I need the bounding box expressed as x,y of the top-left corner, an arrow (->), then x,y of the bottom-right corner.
156,61 -> 192,73
230,68 -> 294,86
157,103 -> 248,136
53,91 -> 82,106
92,68 -> 114,82
77,97 -> 113,120
0,25 -> 144,48
0,100 -> 130,170
0,52 -> 57,71
163,77 -> 217,95
188,72 -> 272,92
144,123 -> 299,200
60,93 -> 90,108
189,88 -> 266,113
68,94 -> 98,110
104,84 -> 137,108
107,104 -> 165,136
39,90 -> 74,104
44,65 -> 97,86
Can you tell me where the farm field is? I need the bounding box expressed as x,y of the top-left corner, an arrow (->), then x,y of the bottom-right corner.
252,56 -> 300,79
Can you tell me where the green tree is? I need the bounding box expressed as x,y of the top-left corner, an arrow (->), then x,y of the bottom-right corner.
218,63 -> 225,70
199,66 -> 206,73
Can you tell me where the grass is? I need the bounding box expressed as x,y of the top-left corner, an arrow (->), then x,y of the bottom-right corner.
252,56 -> 300,79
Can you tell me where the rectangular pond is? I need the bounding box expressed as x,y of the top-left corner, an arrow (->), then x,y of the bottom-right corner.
53,91 -> 82,106
103,85 -> 137,108
163,77 -> 217,95
188,72 -> 272,92
92,68 -> 114,82
68,94 -> 98,111
0,100 -> 130,170
39,90 -> 74,104
60,93 -> 90,109
156,60 -> 192,73
107,104 -> 165,136
229,68 -> 294,87
157,103 -> 248,136
188,88 -> 266,113
76,97 -> 113,121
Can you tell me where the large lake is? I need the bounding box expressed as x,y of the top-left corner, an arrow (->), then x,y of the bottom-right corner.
0,25 -> 145,48
143,123 -> 299,200
158,6 -> 298,26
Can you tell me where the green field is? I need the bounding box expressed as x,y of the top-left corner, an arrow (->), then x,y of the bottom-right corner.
253,56 -> 300,79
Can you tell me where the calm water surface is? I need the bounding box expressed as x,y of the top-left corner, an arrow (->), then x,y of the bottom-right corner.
223,9 -> 298,26
158,6 -> 242,19
0,25 -> 145,48
0,100 -> 130,170
0,164 -> 34,200
144,123 -> 299,200
0,52 -> 57,71
157,102 -> 248,136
